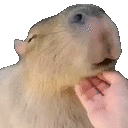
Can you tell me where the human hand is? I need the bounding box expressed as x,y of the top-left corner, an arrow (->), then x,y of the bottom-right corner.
75,71 -> 128,128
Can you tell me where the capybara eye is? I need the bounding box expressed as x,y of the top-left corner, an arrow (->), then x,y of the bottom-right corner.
28,35 -> 37,43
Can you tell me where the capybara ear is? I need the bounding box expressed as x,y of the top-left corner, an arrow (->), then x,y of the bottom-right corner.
14,39 -> 27,55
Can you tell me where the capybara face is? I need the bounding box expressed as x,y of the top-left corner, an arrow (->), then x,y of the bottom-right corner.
15,4 -> 121,94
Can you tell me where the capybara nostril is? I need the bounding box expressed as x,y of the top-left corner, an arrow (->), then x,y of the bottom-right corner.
71,13 -> 85,24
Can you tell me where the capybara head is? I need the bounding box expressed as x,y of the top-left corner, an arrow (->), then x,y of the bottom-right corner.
14,4 -> 121,95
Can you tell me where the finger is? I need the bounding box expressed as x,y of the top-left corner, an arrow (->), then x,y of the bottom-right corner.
102,71 -> 128,96
75,79 -> 109,101
86,81 -> 110,99
76,75 -> 110,97
102,71 -> 126,85
76,76 -> 104,97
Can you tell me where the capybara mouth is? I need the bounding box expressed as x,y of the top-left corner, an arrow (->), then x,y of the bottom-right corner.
94,58 -> 116,67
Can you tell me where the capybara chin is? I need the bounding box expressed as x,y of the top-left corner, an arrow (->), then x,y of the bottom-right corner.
0,4 -> 121,128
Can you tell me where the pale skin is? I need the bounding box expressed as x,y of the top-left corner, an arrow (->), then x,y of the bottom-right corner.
75,71 -> 128,128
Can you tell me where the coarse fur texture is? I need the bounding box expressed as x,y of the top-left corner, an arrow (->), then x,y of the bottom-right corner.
0,4 -> 121,128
